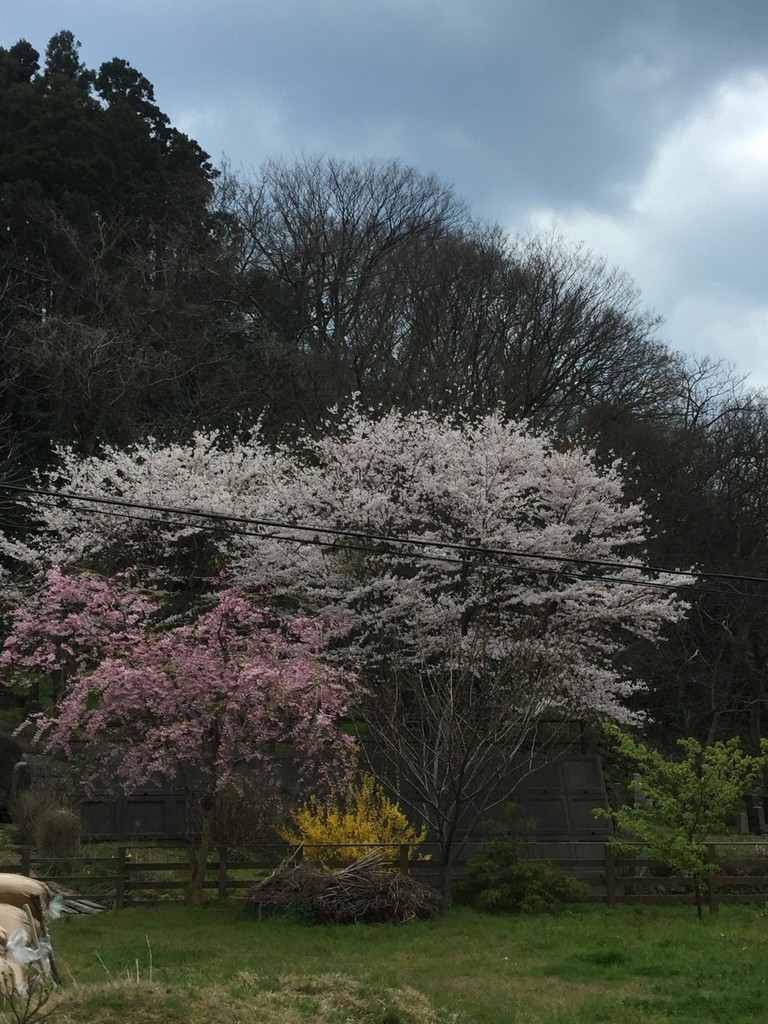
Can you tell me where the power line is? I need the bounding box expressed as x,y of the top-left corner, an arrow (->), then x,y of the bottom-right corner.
18,496 -> 668,591
0,480 -> 754,584
3,481 -> 768,602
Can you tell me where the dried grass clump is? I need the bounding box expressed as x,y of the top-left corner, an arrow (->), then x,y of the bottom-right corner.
36,807 -> 83,859
244,850 -> 443,924
12,785 -> 61,846
50,973 -> 462,1024
234,971 -> 463,1024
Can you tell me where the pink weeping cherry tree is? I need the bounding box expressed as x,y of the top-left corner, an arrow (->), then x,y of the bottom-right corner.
1,570 -> 356,903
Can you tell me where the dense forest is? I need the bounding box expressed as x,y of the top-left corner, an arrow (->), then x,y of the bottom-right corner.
2,31 -> 768,755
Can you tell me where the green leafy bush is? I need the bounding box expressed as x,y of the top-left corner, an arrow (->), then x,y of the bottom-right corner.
454,841 -> 586,914
600,726 -> 768,918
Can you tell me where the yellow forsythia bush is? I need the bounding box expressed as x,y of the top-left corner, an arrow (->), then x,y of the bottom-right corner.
280,774 -> 429,864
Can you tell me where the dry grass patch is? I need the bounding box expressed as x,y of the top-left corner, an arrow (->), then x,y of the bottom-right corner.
42,973 -> 462,1024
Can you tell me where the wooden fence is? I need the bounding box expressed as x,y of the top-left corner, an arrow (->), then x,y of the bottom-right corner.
597,844 -> 768,911
5,844 -> 422,908
4,842 -> 768,910
542,843 -> 768,911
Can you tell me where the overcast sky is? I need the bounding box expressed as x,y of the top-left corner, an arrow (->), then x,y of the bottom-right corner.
6,1 -> 768,387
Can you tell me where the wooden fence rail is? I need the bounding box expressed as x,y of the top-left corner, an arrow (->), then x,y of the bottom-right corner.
555,842 -> 768,911
4,841 -> 768,910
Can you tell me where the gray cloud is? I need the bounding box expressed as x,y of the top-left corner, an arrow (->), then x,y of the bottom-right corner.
529,70 -> 768,381
5,0 -> 768,383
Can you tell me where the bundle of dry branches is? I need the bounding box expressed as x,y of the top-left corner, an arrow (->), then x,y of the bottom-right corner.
244,851 -> 443,925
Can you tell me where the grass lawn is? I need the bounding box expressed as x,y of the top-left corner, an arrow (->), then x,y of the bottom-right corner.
36,901 -> 768,1024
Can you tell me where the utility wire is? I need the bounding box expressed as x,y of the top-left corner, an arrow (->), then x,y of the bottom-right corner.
2,480 -> 763,586
5,483 -> 768,603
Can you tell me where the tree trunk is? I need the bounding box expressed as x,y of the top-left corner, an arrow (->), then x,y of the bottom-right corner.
187,799 -> 214,906
693,876 -> 703,921
438,818 -> 460,900
438,849 -> 456,901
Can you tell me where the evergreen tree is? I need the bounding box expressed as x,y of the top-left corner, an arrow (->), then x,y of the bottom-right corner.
0,31 -> 222,465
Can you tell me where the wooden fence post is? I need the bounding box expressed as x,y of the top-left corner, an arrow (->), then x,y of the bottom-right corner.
19,846 -> 31,877
604,844 -> 617,908
217,846 -> 228,902
399,844 -> 409,875
115,846 -> 127,910
707,843 -> 719,914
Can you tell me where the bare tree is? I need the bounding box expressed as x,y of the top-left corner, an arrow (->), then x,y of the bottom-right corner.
580,360 -> 768,753
389,230 -> 675,427
359,639 -> 570,897
217,155 -> 471,427
222,163 -> 677,433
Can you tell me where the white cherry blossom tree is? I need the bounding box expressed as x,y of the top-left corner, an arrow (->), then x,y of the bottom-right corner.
2,410 -> 687,891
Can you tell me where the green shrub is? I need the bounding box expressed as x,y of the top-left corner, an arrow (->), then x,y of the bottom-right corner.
454,841 -> 586,914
